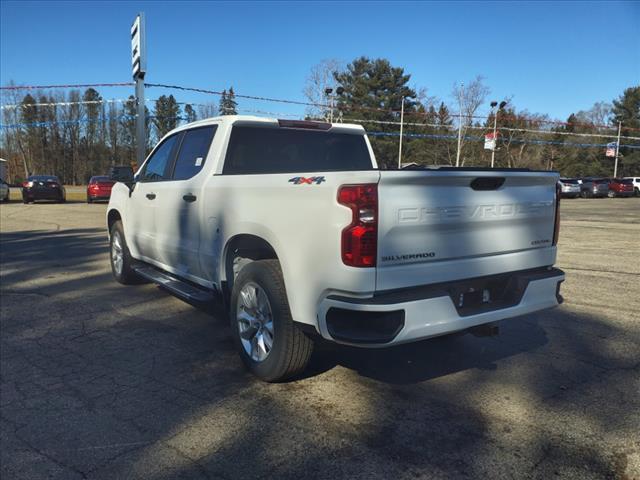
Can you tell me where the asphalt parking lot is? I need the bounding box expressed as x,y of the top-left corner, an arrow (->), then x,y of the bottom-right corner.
1,196 -> 639,479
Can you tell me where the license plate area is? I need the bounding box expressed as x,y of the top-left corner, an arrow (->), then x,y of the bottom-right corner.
447,274 -> 526,316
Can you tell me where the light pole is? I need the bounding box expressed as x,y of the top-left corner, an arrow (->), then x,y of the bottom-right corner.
398,96 -> 405,169
324,87 -> 344,124
455,82 -> 464,167
324,87 -> 334,123
613,121 -> 622,178
489,100 -> 507,168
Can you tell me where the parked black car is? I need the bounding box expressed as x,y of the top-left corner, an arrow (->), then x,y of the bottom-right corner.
22,175 -> 66,203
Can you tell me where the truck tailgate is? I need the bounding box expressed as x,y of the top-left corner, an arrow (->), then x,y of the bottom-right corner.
376,170 -> 559,291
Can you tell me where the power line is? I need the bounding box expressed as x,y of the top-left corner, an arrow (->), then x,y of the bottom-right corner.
3,81 -> 638,132
348,118 -> 640,141
368,131 -> 640,150
3,114 -> 640,151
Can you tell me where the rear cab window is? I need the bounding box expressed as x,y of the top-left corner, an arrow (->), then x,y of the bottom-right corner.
222,124 -> 373,174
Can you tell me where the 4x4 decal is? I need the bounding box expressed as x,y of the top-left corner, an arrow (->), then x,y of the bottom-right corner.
288,176 -> 326,185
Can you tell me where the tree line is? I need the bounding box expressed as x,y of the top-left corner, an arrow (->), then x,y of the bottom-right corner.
0,85 -> 237,183
304,57 -> 639,174
1,56 -> 638,183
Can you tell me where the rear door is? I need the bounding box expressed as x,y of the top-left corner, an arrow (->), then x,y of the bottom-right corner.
375,170 -> 558,291
152,125 -> 217,281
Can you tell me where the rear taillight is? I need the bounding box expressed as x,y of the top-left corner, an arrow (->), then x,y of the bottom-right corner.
22,181 -> 33,188
553,182 -> 561,246
338,184 -> 378,267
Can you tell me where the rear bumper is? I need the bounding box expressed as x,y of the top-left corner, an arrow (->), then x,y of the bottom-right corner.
22,189 -> 63,200
88,193 -> 111,200
318,267 -> 564,347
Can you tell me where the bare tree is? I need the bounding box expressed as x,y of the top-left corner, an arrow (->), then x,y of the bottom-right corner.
303,58 -> 344,118
451,76 -> 490,165
576,101 -> 612,128
197,102 -> 217,119
500,109 -> 549,169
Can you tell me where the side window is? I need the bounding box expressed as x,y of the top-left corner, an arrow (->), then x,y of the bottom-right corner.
139,135 -> 179,182
171,126 -> 217,180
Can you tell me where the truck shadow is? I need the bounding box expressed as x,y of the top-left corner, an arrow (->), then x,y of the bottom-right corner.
304,315 -> 549,384
1,225 -> 637,479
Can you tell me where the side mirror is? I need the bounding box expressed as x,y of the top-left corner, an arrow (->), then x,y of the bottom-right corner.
123,175 -> 136,195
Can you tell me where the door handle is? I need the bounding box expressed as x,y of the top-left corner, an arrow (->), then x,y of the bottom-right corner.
146,193 -> 156,200
183,193 -> 197,203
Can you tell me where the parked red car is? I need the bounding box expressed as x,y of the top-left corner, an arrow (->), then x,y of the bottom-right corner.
606,178 -> 634,198
86,176 -> 115,203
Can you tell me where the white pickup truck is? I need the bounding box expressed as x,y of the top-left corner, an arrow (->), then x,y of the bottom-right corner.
107,116 -> 564,381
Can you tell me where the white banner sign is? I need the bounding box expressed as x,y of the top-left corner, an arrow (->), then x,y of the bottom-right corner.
484,132 -> 497,151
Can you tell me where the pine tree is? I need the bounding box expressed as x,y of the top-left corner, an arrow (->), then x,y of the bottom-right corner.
82,88 -> 102,180
611,86 -> 640,175
226,87 -> 238,115
120,96 -> 151,166
219,87 -> 238,115
219,90 -> 227,114
153,95 -> 181,139
185,104 -> 197,123
334,57 -> 418,168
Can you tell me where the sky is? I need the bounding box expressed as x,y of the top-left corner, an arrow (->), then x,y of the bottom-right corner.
1,0 -> 639,121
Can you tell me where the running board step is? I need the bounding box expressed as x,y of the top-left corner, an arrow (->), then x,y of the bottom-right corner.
134,265 -> 216,303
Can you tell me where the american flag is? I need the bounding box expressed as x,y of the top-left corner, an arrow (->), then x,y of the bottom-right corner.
605,142 -> 617,157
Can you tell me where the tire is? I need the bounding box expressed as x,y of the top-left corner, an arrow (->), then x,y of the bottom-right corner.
580,190 -> 588,199
87,195 -> 93,204
230,259 -> 313,382
109,220 -> 139,285
608,191 -> 615,198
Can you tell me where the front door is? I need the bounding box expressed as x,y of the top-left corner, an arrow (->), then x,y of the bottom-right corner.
127,133 -> 181,262
153,125 -> 218,281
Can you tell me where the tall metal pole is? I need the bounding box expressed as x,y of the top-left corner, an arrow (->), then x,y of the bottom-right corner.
491,107 -> 498,168
135,78 -> 145,169
613,121 -> 622,178
398,97 -> 405,169
131,12 -> 147,170
455,82 -> 464,167
330,94 -> 334,123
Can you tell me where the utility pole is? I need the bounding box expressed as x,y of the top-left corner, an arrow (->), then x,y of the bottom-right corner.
613,121 -> 622,178
455,82 -> 464,167
490,100 -> 507,168
131,13 -> 147,169
398,96 -> 405,169
325,88 -> 334,123
491,107 -> 498,168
